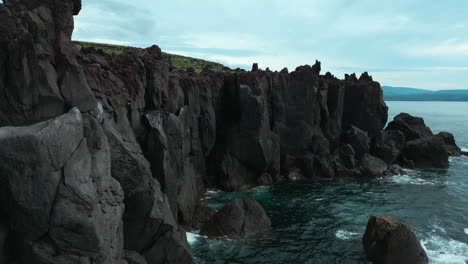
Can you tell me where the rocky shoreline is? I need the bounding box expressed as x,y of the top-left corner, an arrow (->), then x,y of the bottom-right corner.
0,0 -> 462,263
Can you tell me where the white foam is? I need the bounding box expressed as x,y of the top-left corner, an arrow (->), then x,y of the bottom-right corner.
421,235 -> 468,264
388,175 -> 434,185
464,228 -> 468,235
205,189 -> 222,196
335,230 -> 361,240
186,232 -> 202,245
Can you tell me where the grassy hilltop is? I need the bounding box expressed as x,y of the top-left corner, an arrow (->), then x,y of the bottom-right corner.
74,41 -> 233,73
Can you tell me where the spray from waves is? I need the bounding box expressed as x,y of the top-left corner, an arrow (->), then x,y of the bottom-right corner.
387,174 -> 434,185
335,230 -> 362,240
464,228 -> 468,235
186,232 -> 202,245
421,235 -> 468,264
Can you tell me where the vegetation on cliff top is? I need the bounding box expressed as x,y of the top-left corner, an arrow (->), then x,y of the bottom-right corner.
74,41 -> 233,73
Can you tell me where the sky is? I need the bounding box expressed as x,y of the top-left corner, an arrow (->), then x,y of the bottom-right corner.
69,0 -> 468,90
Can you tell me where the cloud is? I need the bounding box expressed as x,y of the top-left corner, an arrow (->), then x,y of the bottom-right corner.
171,33 -> 267,52
404,40 -> 468,57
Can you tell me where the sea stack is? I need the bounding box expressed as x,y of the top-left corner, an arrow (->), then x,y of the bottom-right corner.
362,215 -> 429,264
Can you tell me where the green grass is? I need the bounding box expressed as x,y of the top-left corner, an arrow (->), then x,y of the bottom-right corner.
75,41 -> 128,55
74,41 -> 233,73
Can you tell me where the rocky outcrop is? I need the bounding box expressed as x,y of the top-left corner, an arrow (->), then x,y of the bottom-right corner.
0,109 -> 125,263
386,113 -> 433,141
384,114 -> 462,169
437,132 -> 462,156
371,130 -> 406,164
200,199 -> 272,239
0,0 -> 462,262
362,215 -> 429,264
342,73 -> 388,133
400,136 -> 449,169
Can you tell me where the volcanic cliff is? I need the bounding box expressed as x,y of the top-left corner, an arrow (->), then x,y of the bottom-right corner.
0,0 -> 461,263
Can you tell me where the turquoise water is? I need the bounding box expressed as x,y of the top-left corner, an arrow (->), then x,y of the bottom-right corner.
190,102 -> 468,264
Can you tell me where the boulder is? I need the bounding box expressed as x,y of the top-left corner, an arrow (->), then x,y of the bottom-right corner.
436,132 -> 462,156
401,136 -> 449,169
343,126 -> 370,159
386,113 -> 433,141
363,215 -> 428,264
201,199 -> 271,239
359,154 -> 388,177
371,130 -> 406,164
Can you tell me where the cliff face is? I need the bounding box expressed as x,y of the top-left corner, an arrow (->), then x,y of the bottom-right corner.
0,1 -> 458,263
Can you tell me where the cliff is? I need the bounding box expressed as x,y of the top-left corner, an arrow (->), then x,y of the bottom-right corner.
0,1 -> 461,263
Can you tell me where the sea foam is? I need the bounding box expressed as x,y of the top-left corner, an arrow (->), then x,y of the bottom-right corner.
421,235 -> 468,264
388,174 -> 434,185
186,232 -> 202,245
335,230 -> 361,240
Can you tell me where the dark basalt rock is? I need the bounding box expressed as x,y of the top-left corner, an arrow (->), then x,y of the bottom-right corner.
386,113 -> 433,141
343,126 -> 370,159
371,130 -> 406,164
363,215 -> 429,264
124,250 -> 148,264
342,74 -> 388,132
400,136 -> 449,169
359,154 -> 388,177
436,131 -> 462,156
201,199 -> 271,239
0,0 -> 462,262
252,63 -> 259,72
0,109 -> 125,263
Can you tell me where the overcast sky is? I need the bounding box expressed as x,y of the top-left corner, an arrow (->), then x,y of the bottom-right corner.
71,0 -> 468,90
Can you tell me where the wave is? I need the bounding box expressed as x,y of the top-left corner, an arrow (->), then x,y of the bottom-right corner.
465,228 -> 468,235
421,235 -> 468,264
335,230 -> 361,240
186,231 -> 202,245
387,174 -> 434,185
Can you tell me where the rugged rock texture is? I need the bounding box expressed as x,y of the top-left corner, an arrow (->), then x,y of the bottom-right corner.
437,131 -> 462,156
386,113 -> 433,141
0,109 -> 125,263
400,136 -> 449,169
363,215 -> 429,264
384,114 -> 461,169
371,130 -> 406,164
200,199 -> 272,239
0,0 -> 462,262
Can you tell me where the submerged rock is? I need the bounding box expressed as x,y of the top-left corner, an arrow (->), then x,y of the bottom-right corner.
201,199 -> 271,239
363,215 -> 428,264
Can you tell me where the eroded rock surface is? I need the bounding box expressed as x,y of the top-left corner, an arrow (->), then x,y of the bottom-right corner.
0,0 -> 462,262
363,215 -> 429,264
200,199 -> 272,239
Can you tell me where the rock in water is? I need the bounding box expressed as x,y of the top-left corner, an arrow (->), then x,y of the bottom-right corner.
436,131 -> 462,156
362,215 -> 429,264
386,113 -> 433,141
201,199 -> 271,239
401,136 -> 449,169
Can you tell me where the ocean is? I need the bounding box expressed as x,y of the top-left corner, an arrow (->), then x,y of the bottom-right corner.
189,101 -> 468,264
